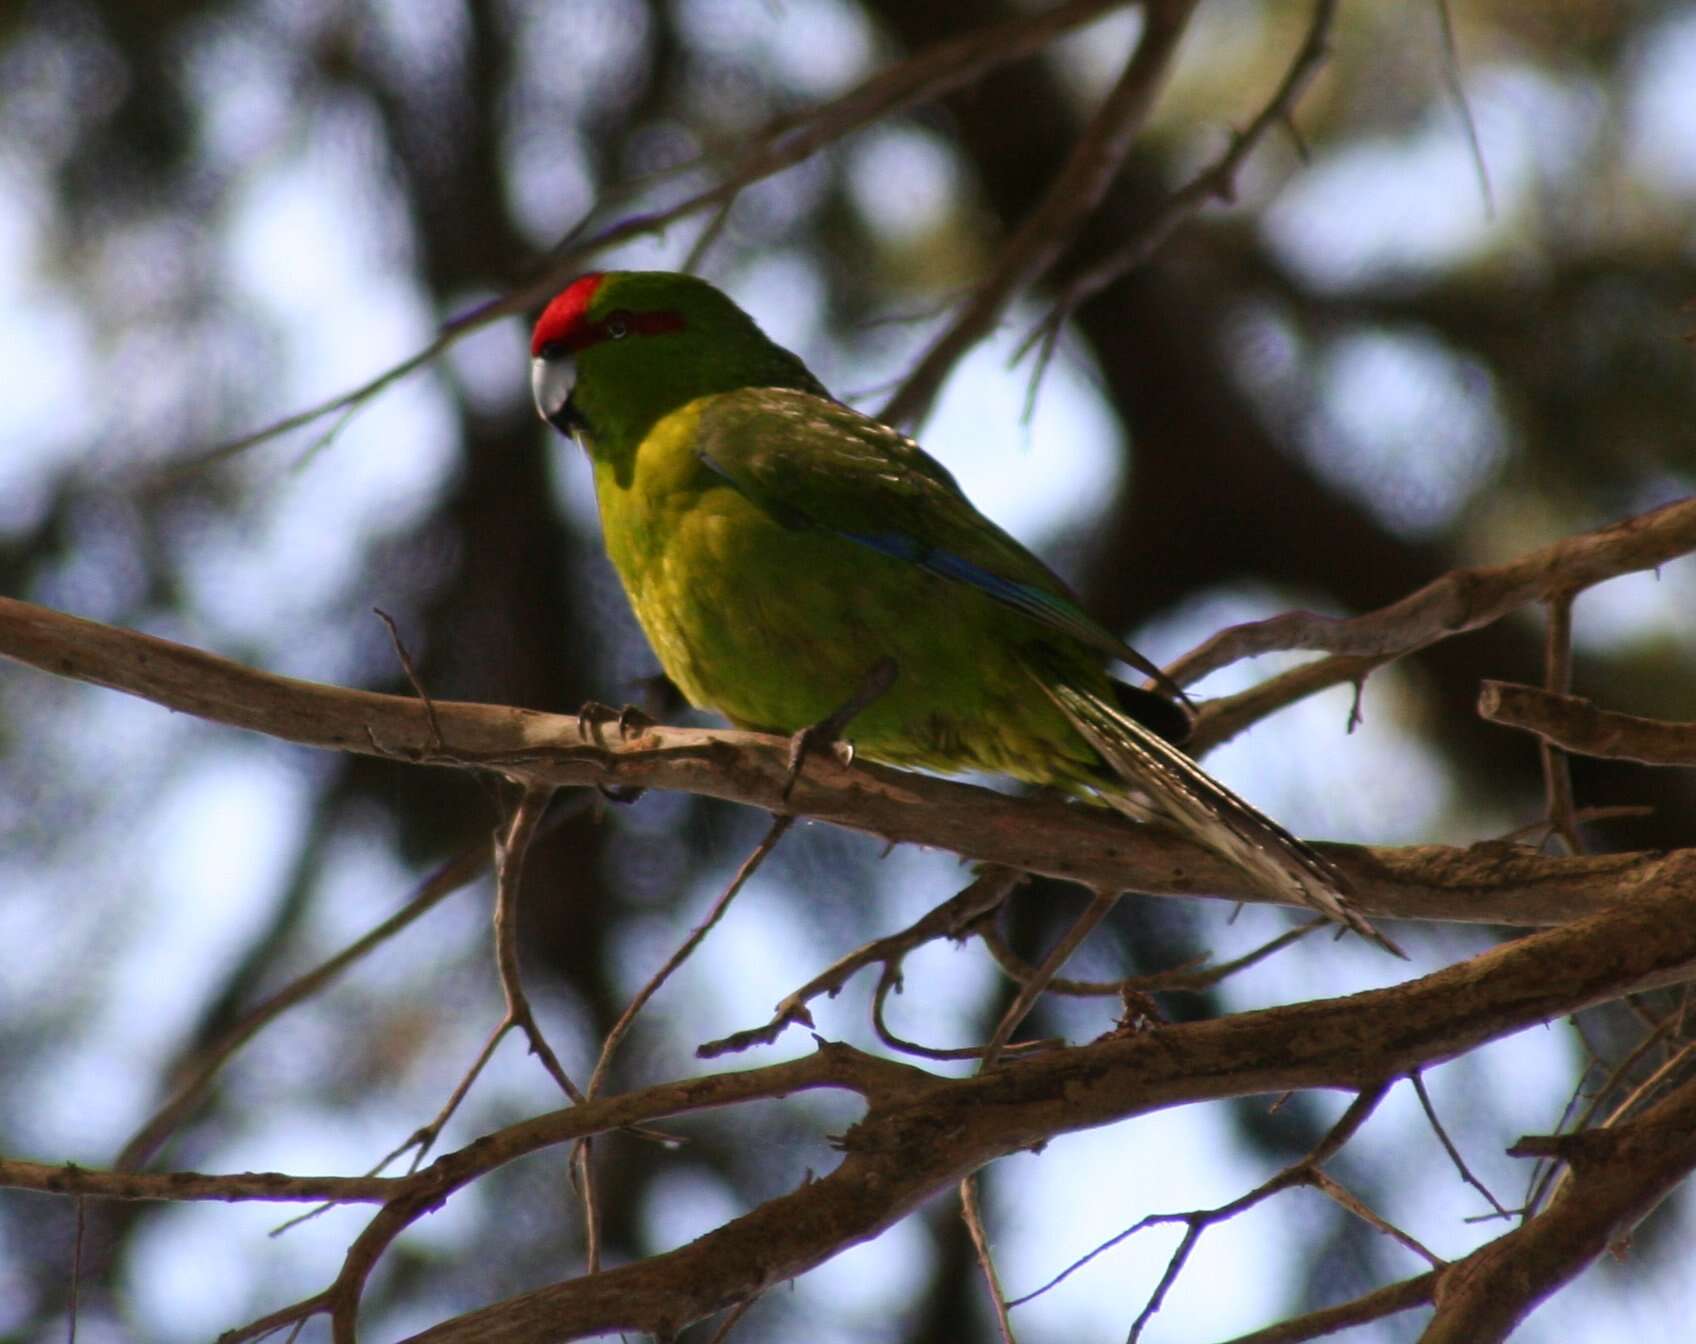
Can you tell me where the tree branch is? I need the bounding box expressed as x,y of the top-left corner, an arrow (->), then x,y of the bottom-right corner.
1480,681 -> 1696,767
390,860 -> 1696,1342
1425,1069 -> 1696,1343
880,0 -> 1198,429
0,594 -> 1688,933
1166,496 -> 1696,687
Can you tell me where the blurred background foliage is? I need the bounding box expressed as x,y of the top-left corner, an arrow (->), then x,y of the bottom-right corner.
1,1 -> 1694,1340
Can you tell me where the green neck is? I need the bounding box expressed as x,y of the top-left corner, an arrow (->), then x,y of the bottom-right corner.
573,310 -> 826,471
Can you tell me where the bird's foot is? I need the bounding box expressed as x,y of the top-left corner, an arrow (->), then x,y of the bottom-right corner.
781,657 -> 899,802
597,782 -> 646,805
577,699 -> 656,743
578,701 -> 657,804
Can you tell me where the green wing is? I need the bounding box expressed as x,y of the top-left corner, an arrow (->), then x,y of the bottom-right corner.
692,387 -> 1182,699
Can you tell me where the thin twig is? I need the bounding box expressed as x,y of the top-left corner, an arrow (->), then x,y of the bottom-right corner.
1024,0 -> 1339,371
870,963 -> 1056,1063
578,814 -> 795,1268
589,815 -> 794,1098
1410,1070 -> 1511,1221
978,916 -> 1323,997
492,788 -> 584,1101
1309,1168 -> 1444,1267
962,1174 -> 1018,1344
882,0 -> 1199,429
115,838 -> 497,1172
1008,1083 -> 1391,1334
373,607 -> 444,752
982,890 -> 1120,1067
697,866 -> 1025,1057
1525,1012 -> 1674,1217
1539,591 -> 1582,853
1432,0 -> 1494,216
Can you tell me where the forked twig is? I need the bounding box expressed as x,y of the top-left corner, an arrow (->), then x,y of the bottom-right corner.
1007,1082 -> 1391,1340
981,890 -> 1120,1067
978,916 -> 1323,997
697,866 -> 1026,1057
1025,0 -> 1339,373
1410,1070 -> 1511,1221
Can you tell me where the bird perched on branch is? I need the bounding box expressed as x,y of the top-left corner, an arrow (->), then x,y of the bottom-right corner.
530,270 -> 1401,956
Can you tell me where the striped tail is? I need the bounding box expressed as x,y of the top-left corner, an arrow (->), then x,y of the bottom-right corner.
1035,671 -> 1405,958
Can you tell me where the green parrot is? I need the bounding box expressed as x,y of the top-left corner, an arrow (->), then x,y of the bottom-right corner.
529,270 -> 1400,956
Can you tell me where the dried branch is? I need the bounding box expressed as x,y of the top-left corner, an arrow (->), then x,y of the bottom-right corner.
962,1174 -> 1018,1344
0,1159 -> 396,1206
978,915 -> 1323,997
391,865 -> 1696,1342
1030,0 -> 1339,348
1216,1271 -> 1438,1343
1410,1070 -> 1511,1221
1127,1086 -> 1395,1338
114,839 -> 492,1173
492,789 -> 586,1104
1166,495 -> 1696,688
185,0 -> 1134,467
1426,1070 -> 1696,1343
881,0 -> 1198,429
1539,591 -> 1582,852
698,866 -> 1025,1058
3,593 -> 1693,934
982,890 -> 1119,1065
1308,1167 -> 1443,1268
1480,681 -> 1696,768
23,868 -> 1696,1344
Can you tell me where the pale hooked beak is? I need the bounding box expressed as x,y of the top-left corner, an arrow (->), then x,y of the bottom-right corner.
531,354 -> 577,434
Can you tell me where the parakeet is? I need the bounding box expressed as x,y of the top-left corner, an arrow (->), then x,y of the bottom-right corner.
530,270 -> 1401,956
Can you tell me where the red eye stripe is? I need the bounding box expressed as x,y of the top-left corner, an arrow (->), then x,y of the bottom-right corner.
531,275 -> 687,355
619,309 -> 686,338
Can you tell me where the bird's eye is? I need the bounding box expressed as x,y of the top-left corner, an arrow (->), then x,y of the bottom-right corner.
537,339 -> 566,361
605,311 -> 632,339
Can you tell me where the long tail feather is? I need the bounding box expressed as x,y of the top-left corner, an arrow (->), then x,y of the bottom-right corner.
1036,671 -> 1405,958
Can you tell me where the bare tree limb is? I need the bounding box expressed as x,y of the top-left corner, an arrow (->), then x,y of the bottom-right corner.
1480,681 -> 1696,768
0,1160 -> 396,1205
182,0 -> 1137,468
0,593 -> 1690,932
1031,0 -> 1339,345
1166,496 -> 1696,687
19,865 -> 1696,1343
1217,1271 -> 1438,1343
1425,1070 -> 1696,1343
881,0 -> 1198,429
385,868 -> 1696,1342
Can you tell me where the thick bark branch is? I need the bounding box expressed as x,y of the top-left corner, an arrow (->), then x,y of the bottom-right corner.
0,594 -> 1682,930
1424,1071 -> 1696,1343
1480,680 -> 1696,767
1167,496 -> 1696,686
394,857 -> 1696,1342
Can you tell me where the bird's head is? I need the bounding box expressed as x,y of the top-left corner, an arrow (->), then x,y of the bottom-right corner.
530,271 -> 826,455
